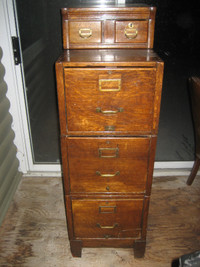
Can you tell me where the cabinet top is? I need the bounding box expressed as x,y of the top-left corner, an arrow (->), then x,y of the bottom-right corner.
61,6 -> 156,50
62,5 -> 155,13
56,49 -> 163,67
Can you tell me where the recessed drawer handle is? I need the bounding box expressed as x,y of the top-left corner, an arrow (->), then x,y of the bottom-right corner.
96,107 -> 124,114
96,171 -> 120,177
124,28 -> 138,39
96,223 -> 118,229
79,28 -> 92,39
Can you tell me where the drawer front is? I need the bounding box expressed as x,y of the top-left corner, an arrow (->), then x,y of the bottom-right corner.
64,68 -> 156,135
115,21 -> 148,43
69,21 -> 101,44
67,137 -> 150,193
72,198 -> 143,239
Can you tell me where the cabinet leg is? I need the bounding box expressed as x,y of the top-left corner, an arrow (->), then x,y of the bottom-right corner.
186,157 -> 200,185
134,240 -> 146,258
70,240 -> 82,257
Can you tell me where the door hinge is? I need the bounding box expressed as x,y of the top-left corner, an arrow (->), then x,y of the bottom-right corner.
11,36 -> 21,65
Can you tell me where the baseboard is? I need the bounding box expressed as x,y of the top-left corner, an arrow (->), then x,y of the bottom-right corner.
153,169 -> 199,177
22,161 -> 199,178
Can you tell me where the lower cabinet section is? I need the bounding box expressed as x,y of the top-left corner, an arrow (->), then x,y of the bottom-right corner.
72,198 -> 143,239
61,136 -> 155,257
65,195 -> 150,257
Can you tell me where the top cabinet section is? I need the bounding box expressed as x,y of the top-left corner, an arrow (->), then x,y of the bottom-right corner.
61,6 -> 156,49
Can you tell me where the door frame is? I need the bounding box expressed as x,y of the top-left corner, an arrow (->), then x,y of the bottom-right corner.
0,0 -> 61,174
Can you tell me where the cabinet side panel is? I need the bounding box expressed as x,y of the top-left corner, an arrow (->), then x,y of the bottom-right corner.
55,62 -> 67,136
146,136 -> 157,196
148,7 -> 156,48
152,61 -> 164,134
65,195 -> 75,241
60,137 -> 70,194
141,196 -> 150,239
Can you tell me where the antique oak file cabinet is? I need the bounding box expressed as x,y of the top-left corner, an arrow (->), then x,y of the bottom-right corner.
56,5 -> 164,257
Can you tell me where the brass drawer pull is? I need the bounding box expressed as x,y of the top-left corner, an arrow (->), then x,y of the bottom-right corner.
96,223 -> 118,229
79,28 -> 92,39
96,171 -> 120,177
124,23 -> 138,39
99,78 -> 121,92
98,147 -> 119,158
96,107 -> 124,114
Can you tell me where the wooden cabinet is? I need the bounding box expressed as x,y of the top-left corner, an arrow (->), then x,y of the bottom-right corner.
56,5 -> 164,258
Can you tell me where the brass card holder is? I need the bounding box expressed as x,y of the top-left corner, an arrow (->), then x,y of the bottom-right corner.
99,78 -> 121,92
99,206 -> 117,214
98,147 -> 119,158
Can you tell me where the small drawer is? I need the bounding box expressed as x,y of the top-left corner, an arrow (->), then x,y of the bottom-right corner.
67,137 -> 150,193
71,198 -> 143,239
115,21 -> 148,43
69,21 -> 102,44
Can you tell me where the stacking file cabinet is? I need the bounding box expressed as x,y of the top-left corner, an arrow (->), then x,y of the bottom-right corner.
56,5 -> 164,257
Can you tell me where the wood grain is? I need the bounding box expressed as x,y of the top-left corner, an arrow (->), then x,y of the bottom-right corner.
0,176 -> 199,266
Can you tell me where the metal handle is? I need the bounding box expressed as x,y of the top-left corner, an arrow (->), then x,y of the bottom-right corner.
124,29 -> 138,39
96,107 -> 124,114
96,171 -> 120,177
96,223 -> 118,229
79,28 -> 92,39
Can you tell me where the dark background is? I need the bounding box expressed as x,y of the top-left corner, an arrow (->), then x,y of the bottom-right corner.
16,0 -> 200,163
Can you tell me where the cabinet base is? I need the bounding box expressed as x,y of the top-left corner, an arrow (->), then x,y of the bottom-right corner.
134,240 -> 146,258
69,239 -> 146,258
70,240 -> 82,257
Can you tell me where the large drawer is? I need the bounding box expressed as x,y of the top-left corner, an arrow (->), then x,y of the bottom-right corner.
71,198 -> 143,239
67,137 -> 150,193
64,68 -> 156,135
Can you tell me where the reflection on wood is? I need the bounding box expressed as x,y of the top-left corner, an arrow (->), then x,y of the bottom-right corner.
0,176 -> 199,266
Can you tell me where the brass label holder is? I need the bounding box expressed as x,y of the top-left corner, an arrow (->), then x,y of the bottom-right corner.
99,78 -> 121,92
98,147 -> 119,158
99,205 -> 117,214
